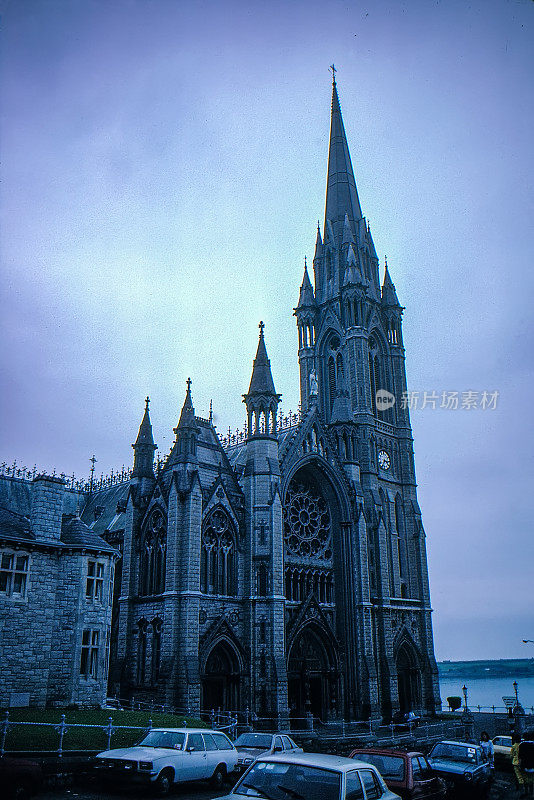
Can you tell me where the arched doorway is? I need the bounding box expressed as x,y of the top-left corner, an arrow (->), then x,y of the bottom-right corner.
201,640 -> 241,712
396,642 -> 422,712
287,625 -> 338,722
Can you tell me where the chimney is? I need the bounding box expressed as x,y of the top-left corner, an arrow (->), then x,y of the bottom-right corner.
30,475 -> 66,541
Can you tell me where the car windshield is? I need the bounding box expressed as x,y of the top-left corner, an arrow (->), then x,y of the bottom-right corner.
138,731 -> 185,749
354,753 -> 405,781
235,734 -> 274,749
235,761 -> 341,799
430,743 -> 477,763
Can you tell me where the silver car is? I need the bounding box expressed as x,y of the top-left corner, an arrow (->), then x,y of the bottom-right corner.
234,732 -> 303,773
217,751 -> 401,799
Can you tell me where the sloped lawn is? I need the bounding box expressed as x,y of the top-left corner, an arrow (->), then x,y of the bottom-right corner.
2,708 -> 204,753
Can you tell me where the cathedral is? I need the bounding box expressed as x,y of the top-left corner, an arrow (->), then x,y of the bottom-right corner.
0,76 -> 440,721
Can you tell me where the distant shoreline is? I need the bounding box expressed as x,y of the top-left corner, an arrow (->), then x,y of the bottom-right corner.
438,658 -> 534,679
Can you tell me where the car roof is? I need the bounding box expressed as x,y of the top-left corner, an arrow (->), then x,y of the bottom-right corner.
255,752 -> 378,772
150,728 -> 226,734
350,748 -> 421,758
432,740 -> 479,748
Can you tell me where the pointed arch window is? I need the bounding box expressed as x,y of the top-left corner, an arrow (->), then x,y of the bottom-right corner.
136,618 -> 147,685
139,509 -> 166,596
201,508 -> 236,596
328,357 -> 336,410
151,618 -> 162,684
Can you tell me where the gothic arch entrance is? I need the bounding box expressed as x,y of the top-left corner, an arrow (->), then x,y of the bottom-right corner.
287,625 -> 339,722
396,642 -> 422,712
201,640 -> 241,712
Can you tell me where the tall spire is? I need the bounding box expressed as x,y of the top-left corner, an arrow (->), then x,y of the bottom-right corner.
324,69 -> 363,244
132,396 -> 157,478
296,257 -> 316,309
177,377 -> 195,427
381,257 -> 401,307
243,322 -> 281,437
247,322 -> 278,396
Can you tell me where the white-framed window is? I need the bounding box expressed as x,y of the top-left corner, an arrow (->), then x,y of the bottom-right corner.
0,551 -> 29,599
86,560 -> 104,601
80,629 -> 100,678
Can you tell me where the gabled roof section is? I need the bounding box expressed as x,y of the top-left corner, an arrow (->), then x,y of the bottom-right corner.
324,76 -> 363,244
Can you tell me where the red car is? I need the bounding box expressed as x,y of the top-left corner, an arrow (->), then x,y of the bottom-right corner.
349,748 -> 446,800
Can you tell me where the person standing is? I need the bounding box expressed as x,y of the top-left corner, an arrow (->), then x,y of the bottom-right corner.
512,734 -> 528,797
480,731 -> 494,769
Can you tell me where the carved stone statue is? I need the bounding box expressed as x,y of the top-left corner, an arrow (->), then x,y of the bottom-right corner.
309,369 -> 318,396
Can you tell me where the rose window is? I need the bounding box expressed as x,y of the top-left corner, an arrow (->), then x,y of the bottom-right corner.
284,484 -> 332,559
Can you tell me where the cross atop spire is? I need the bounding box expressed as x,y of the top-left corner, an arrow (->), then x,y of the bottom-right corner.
259,320 -> 265,336
145,396 -> 150,410
329,63 -> 337,84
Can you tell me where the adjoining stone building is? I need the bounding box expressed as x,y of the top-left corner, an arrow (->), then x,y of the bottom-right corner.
0,475 -> 118,708
0,77 -> 441,718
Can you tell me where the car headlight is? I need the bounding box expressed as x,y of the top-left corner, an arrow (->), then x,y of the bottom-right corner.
139,761 -> 153,770
463,771 -> 473,780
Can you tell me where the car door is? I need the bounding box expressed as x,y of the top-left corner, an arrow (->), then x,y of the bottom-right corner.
202,733 -> 220,777
281,735 -> 299,754
345,769 -> 365,799
359,768 -> 384,799
411,756 -> 443,799
184,732 -> 208,780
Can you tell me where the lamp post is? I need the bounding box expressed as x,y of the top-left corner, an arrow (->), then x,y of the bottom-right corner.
513,681 -> 519,708
461,684 -> 474,740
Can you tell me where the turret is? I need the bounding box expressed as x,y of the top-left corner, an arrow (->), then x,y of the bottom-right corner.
243,322 -> 281,437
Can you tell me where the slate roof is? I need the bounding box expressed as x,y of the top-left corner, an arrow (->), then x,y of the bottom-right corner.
61,515 -> 118,554
0,507 -> 33,542
80,482 -> 129,537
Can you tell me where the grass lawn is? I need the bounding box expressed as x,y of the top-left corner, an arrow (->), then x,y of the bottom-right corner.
2,708 -> 205,753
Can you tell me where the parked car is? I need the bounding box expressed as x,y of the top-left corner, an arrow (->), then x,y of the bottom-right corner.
0,756 -> 43,799
94,727 -> 238,794
233,732 -> 303,773
101,697 -> 124,711
492,735 -> 512,765
216,751 -> 401,799
427,740 -> 491,795
389,711 -> 420,730
349,748 -> 446,799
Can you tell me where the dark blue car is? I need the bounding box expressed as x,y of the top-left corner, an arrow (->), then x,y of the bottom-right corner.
428,740 -> 491,796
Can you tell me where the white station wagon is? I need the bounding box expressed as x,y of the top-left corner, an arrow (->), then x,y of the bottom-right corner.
218,752 -> 401,800
94,727 -> 238,794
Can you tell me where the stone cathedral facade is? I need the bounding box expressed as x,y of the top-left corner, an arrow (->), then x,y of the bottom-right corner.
0,78 -> 440,719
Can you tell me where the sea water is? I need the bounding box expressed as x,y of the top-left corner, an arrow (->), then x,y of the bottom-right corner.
439,676 -> 534,711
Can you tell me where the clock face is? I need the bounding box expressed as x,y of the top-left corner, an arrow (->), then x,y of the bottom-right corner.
378,450 -> 391,470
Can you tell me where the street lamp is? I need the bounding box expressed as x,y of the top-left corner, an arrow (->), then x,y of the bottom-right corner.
462,684 -> 468,711
523,639 -> 534,644
513,681 -> 519,708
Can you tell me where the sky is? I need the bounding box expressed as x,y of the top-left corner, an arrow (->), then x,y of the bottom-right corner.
1,0 -> 533,663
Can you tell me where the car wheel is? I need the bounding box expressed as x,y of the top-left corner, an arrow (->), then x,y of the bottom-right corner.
210,764 -> 226,789
154,768 -> 174,796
